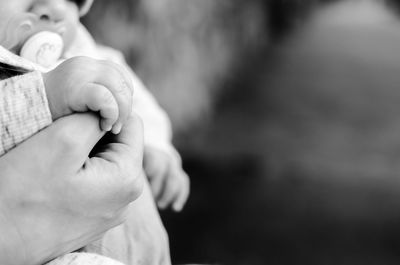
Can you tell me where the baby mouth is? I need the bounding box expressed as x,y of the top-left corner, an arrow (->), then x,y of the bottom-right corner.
0,13 -> 66,55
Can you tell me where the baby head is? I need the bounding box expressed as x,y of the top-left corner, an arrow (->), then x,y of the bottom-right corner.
0,0 -> 93,66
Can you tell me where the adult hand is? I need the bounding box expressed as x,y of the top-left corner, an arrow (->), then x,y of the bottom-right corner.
0,113 -> 144,265
86,179 -> 172,265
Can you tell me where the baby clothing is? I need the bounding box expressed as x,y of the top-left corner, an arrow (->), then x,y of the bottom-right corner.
66,24 -> 178,158
46,253 -> 125,265
0,22 -> 178,160
0,46 -> 51,155
0,23 -> 177,265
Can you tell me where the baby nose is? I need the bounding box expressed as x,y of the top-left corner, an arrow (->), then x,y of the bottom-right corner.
31,0 -> 68,22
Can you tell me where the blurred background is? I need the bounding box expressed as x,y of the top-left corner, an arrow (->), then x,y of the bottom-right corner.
84,0 -> 400,264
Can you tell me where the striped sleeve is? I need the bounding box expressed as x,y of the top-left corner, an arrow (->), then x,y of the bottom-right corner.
0,71 -> 52,155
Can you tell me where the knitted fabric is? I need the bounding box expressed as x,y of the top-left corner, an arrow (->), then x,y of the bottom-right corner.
0,70 -> 51,155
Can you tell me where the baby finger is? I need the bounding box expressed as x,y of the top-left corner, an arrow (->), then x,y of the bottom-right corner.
81,83 -> 119,132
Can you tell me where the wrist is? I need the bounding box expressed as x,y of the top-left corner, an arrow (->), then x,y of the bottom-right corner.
0,167 -> 70,265
41,71 -> 58,120
0,183 -> 83,265
0,195 -> 29,265
42,71 -> 70,121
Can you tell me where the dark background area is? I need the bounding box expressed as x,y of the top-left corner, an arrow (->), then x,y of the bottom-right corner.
84,1 -> 400,264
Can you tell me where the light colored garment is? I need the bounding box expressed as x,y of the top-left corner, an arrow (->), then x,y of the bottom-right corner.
0,44 -> 130,265
46,253 -> 125,265
85,178 -> 172,265
66,24 -> 178,158
0,47 -> 51,155
0,23 -> 175,265
65,24 -> 173,265
0,23 -> 178,159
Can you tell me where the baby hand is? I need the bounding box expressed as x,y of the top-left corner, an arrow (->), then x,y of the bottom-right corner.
42,56 -> 133,134
143,146 -> 190,212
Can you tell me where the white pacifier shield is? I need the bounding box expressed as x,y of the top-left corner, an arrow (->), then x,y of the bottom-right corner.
20,31 -> 63,68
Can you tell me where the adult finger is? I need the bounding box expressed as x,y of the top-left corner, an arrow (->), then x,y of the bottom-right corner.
76,113 -> 145,208
94,112 -> 144,164
8,113 -> 104,174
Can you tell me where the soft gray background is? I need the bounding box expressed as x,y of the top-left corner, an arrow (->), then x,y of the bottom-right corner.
84,1 -> 400,264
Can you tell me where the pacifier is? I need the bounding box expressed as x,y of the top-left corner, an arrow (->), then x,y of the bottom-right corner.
20,31 -> 64,68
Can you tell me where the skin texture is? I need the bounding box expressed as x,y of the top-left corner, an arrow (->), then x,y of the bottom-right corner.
0,0 -> 80,53
0,1 -> 187,264
86,179 -> 172,265
0,0 -> 190,211
144,146 -> 190,212
0,113 -> 144,265
0,1 -> 133,134
43,56 -> 134,134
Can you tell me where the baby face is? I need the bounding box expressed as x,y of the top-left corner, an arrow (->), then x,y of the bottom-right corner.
0,0 -> 82,54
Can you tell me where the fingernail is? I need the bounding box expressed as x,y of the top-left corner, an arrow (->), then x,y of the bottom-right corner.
112,123 -> 122,134
101,120 -> 112,132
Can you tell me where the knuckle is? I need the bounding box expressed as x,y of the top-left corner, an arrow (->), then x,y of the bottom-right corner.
123,170 -> 144,202
114,80 -> 131,100
99,59 -> 116,67
100,60 -> 119,74
114,160 -> 144,203
102,61 -> 132,95
114,208 -> 129,224
98,210 -> 126,229
120,80 -> 131,96
68,56 -> 94,67
100,90 -> 116,106
107,207 -> 129,225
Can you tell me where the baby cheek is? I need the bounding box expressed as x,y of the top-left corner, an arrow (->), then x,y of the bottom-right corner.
0,15 -> 27,52
0,23 -> 8,45
62,20 -> 79,51
62,5 -> 81,49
